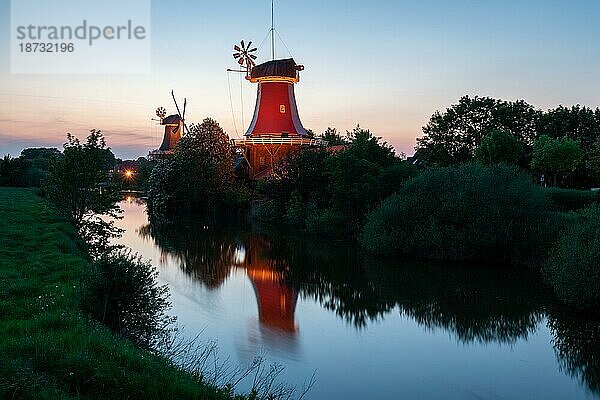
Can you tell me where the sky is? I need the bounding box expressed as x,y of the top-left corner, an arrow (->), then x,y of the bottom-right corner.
0,0 -> 599,159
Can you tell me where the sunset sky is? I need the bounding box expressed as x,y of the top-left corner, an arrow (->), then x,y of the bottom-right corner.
1,0 -> 600,159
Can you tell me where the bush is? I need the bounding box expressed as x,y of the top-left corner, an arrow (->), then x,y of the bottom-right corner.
543,206 -> 600,311
546,187 -> 600,211
361,163 -> 556,265
305,207 -> 348,238
81,248 -> 175,350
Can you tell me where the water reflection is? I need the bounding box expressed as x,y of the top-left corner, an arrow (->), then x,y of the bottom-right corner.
140,216 -> 548,344
134,207 -> 600,396
548,307 -> 600,394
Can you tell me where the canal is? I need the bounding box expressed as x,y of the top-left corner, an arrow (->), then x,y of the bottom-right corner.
115,198 -> 600,399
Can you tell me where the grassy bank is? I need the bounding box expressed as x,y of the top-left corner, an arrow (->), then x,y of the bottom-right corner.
0,188 -> 237,399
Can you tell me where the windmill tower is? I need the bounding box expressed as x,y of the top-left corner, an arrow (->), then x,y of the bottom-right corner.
148,94 -> 188,160
231,5 -> 324,179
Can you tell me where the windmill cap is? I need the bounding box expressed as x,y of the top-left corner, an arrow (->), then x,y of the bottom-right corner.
161,114 -> 181,125
250,58 -> 303,82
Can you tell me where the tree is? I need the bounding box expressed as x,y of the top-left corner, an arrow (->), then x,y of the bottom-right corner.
531,135 -> 583,187
325,127 -> 409,236
320,127 -> 347,146
587,137 -> 600,182
44,130 -> 121,256
0,155 -> 28,187
147,118 -> 242,213
415,96 -> 539,165
475,129 -> 524,165
537,105 -> 600,152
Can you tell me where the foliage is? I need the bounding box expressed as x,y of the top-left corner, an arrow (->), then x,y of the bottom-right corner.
0,188 -> 238,400
543,206 -> 600,311
147,118 -> 245,214
537,105 -> 600,152
587,137 -> 600,181
545,187 -> 600,211
43,130 -> 122,257
361,163 -> 556,265
81,248 -> 175,351
531,135 -> 583,187
255,126 -> 417,239
415,97 -> 600,187
415,96 -> 539,165
474,129 -> 524,165
0,148 -> 61,187
319,127 -> 347,146
135,156 -> 157,191
0,155 -> 29,187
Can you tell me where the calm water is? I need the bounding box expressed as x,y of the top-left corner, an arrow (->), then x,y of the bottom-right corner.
116,198 -> 600,400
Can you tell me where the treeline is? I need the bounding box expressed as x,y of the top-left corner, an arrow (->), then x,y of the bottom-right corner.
415,96 -> 600,188
0,148 -> 61,187
0,142 -> 154,192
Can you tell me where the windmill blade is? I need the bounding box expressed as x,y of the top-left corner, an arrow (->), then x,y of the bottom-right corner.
250,54 -> 257,60
247,41 -> 253,49
233,53 -> 241,58
238,58 -> 244,65
234,45 -> 241,52
182,98 -> 187,124
240,40 -> 245,48
248,47 -> 257,53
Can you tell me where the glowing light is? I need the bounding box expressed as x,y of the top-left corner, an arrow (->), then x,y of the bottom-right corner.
124,170 -> 134,179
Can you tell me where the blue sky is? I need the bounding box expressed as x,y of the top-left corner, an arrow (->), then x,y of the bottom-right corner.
0,0 -> 599,158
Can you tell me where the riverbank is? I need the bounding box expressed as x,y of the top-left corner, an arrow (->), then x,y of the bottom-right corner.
0,187 -> 237,399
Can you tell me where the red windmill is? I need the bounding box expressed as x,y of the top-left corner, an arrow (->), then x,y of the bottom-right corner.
231,6 -> 325,179
148,93 -> 188,160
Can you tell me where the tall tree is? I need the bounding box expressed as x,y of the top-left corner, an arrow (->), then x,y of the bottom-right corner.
531,135 -> 583,187
475,129 -> 524,165
415,96 -> 539,165
147,118 -> 241,213
587,137 -> 600,183
537,105 -> 600,152
44,130 -> 121,256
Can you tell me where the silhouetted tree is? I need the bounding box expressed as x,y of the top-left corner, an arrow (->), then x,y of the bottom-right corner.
531,135 -> 583,187
416,96 -> 539,165
147,118 -> 245,214
475,129 -> 524,165
44,130 -> 121,257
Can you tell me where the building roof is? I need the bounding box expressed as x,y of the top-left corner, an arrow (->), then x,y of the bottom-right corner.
161,114 -> 181,125
250,58 -> 299,80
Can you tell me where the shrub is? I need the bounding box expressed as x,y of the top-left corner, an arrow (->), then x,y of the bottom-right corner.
546,187 -> 600,211
305,207 -> 349,238
543,206 -> 600,311
361,163 -> 556,265
81,248 -> 175,350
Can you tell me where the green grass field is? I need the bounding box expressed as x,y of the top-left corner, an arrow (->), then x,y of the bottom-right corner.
0,187 -> 237,399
